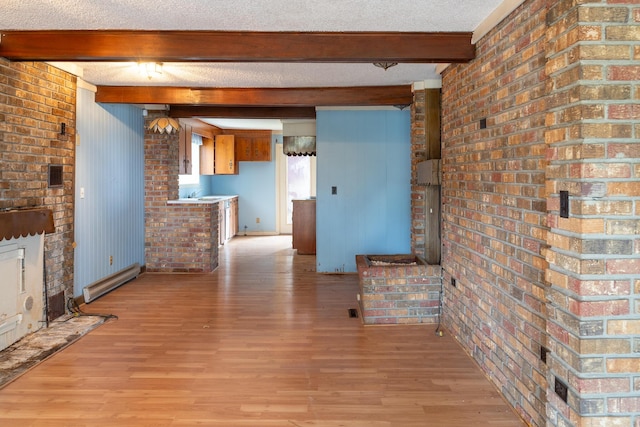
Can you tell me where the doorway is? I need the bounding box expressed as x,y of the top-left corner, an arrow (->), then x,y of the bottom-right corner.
276,147 -> 316,234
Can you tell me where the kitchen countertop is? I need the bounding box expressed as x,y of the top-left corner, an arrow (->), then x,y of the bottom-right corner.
167,195 -> 237,205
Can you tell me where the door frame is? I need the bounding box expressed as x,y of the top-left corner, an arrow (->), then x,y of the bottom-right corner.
276,146 -> 316,235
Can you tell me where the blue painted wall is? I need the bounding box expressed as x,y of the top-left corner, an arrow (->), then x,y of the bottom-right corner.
74,86 -> 145,297
208,135 -> 278,234
179,177 -> 212,199
316,109 -> 411,273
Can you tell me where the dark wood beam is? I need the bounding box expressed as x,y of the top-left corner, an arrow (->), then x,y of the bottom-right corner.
0,31 -> 475,63
170,106 -> 316,119
0,208 -> 55,241
96,86 -> 413,107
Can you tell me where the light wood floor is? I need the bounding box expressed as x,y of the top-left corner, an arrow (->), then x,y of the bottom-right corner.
0,236 -> 525,427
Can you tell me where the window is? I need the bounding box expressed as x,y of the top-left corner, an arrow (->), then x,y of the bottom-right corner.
178,133 -> 202,185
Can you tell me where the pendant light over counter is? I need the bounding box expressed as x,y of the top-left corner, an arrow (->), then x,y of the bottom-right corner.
148,117 -> 180,134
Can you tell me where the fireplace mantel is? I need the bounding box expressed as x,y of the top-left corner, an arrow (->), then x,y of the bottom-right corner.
0,208 -> 55,241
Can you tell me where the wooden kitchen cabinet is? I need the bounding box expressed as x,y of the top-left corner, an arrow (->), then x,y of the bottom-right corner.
199,136 -> 215,175
234,131 -> 272,162
218,197 -> 239,246
292,199 -> 316,255
214,135 -> 238,175
229,197 -> 238,237
178,124 -> 193,174
201,134 -> 238,175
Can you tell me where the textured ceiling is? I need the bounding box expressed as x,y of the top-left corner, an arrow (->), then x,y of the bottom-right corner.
2,0 -> 508,88
2,0 -> 514,128
2,0 -> 504,32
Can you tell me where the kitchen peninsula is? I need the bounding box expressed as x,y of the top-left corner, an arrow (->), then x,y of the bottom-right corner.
152,195 -> 238,273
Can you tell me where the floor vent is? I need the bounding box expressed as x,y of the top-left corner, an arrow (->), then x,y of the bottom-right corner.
83,263 -> 140,303
348,308 -> 359,318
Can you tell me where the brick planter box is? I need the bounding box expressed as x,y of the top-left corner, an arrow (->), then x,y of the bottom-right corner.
355,254 -> 442,325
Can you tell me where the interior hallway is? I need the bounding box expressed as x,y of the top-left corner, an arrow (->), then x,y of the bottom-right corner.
0,236 -> 525,426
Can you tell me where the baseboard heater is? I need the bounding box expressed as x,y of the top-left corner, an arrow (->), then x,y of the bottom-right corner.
83,263 -> 140,303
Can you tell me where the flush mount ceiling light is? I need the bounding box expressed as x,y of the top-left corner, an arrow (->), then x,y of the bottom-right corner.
148,117 -> 180,134
373,62 -> 398,71
138,62 -> 163,80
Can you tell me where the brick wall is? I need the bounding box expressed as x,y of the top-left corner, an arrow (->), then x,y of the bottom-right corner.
545,1 -> 640,425
356,254 -> 441,324
144,112 -> 219,272
440,1 -> 549,425
411,90 -> 427,258
0,59 -> 76,319
432,0 -> 640,425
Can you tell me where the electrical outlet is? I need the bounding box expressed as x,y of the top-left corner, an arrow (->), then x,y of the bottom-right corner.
560,190 -> 569,218
554,377 -> 568,403
109,255 -> 113,266
256,217 -> 260,224
540,346 -> 550,364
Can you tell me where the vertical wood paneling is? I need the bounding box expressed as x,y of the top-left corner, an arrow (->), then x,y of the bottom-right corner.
74,86 -> 145,297
316,109 -> 411,273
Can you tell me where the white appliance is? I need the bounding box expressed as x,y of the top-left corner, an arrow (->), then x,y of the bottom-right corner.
0,234 -> 45,351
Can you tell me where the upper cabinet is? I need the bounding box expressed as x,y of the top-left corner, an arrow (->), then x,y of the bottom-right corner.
234,131 -> 272,162
214,135 -> 238,175
200,134 -> 239,175
199,136 -> 215,175
179,119 -> 272,175
178,124 -> 193,175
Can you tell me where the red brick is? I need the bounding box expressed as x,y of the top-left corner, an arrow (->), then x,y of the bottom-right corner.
608,65 -> 640,80
609,104 -> 640,120
607,258 -> 640,274
569,299 -> 630,317
608,143 -> 640,158
1,58 -> 76,313
608,396 -> 640,412
574,377 -> 630,394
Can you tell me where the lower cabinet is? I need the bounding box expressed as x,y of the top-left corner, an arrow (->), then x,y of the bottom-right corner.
292,199 -> 316,255
218,197 -> 239,246
229,197 -> 238,237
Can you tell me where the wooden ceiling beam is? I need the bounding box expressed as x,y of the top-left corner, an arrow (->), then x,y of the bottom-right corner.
169,106 -> 316,119
95,86 -> 413,107
0,30 -> 475,63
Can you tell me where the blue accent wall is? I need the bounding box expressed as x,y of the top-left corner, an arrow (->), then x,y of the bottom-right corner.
316,109 -> 411,273
179,178 -> 212,199
74,86 -> 145,297
208,135 -> 278,233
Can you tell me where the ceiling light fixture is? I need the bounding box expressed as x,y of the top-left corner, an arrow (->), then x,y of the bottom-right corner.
148,117 -> 180,134
138,62 -> 163,80
373,62 -> 398,71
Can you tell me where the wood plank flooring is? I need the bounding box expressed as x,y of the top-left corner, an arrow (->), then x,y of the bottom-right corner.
0,236 -> 525,426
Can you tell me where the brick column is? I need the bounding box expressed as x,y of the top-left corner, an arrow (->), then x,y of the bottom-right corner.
0,59 -> 76,319
143,112 -> 219,272
411,89 -> 427,257
544,1 -> 640,425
